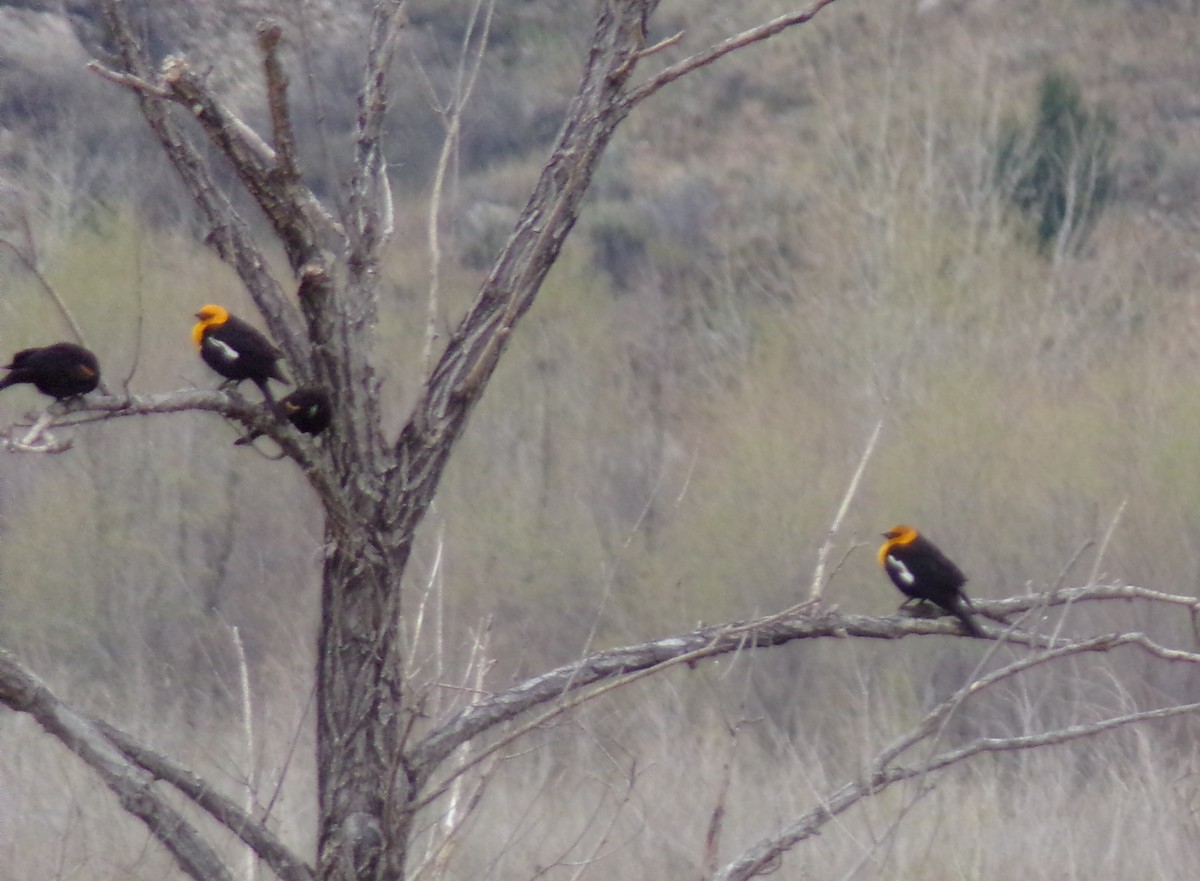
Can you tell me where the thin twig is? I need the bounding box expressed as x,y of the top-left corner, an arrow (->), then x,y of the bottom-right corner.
261,684 -> 315,827
1049,498 -> 1126,647
809,418 -> 883,601
0,237 -> 90,348
230,626 -> 259,881
1087,497 -> 1127,589
621,0 -> 844,111
411,630 -> 740,814
1053,537 -> 1095,590
408,623 -> 497,881
714,699 -> 1200,881
703,719 -> 746,876
424,0 -> 495,374
84,62 -> 170,97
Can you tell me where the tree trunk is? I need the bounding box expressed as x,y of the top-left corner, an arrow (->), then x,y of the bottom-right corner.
0,4 -> 866,881
317,536 -> 411,881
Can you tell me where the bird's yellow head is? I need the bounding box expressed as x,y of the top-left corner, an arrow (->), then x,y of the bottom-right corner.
878,524 -> 919,566
192,304 -> 230,348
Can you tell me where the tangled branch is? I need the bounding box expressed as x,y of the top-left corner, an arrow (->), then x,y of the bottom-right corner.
713,629 -> 1200,881
408,582 -> 1200,785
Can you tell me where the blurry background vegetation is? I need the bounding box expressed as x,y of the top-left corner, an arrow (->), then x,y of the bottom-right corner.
3,0 -> 1200,878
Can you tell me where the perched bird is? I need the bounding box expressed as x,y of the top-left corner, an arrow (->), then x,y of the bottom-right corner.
878,524 -> 984,637
234,386 -> 332,446
0,343 -> 100,400
192,305 -> 287,403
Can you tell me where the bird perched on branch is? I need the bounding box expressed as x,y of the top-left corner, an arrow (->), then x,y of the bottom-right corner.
192,304 -> 287,403
234,386 -> 332,446
878,524 -> 984,637
0,343 -> 101,400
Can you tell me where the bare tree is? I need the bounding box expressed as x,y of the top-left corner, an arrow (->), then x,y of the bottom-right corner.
4,2 -> 1200,881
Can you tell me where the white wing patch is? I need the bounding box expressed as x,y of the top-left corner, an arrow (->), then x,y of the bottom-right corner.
886,555 -> 915,585
206,338 -> 240,363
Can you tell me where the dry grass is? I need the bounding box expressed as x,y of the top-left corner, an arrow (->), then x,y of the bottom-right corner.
7,633 -> 1200,879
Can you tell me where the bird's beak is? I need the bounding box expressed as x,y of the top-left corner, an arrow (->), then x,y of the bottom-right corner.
194,312 -> 204,319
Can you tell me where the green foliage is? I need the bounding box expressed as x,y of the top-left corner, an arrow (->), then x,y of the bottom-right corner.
996,71 -> 1117,256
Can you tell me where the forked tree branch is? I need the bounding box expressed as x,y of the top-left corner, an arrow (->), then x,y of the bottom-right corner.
92,4 -> 339,270
5,583 -> 1197,881
347,1 -> 408,265
406,583 -> 1200,780
0,651 -> 237,881
716,699 -> 1200,881
96,720 -> 316,881
257,21 -> 302,185
384,0 -> 657,528
713,633 -> 1200,881
621,0 -> 844,111
89,0 -> 317,372
0,649 -> 313,881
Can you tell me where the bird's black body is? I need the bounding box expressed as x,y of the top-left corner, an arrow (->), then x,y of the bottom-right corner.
235,387 -> 332,446
879,525 -> 984,637
193,305 -> 287,402
0,343 -> 100,400
279,387 -> 332,436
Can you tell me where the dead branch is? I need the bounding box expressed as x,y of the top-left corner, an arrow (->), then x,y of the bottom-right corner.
4,389 -> 355,531
93,5 -> 340,268
0,236 -> 91,352
90,0 -> 317,373
715,697 -> 1200,881
986,583 -> 1200,619
347,2 -> 408,263
257,21 -> 302,183
409,582 -> 1200,790
0,647 -> 313,881
712,630 -> 1200,881
621,0 -> 845,111
96,720 -> 315,881
808,418 -> 882,601
0,650 -> 237,881
410,626 -> 755,814
386,0 -> 656,531
423,0 -> 494,375
2,408 -> 69,453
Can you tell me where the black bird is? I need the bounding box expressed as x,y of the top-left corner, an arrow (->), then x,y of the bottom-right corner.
234,387 -> 332,446
0,343 -> 100,400
192,304 -> 287,403
878,524 -> 984,637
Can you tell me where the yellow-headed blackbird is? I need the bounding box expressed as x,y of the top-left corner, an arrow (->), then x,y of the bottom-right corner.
0,343 -> 100,400
192,305 -> 287,403
234,386 -> 332,446
879,524 -> 984,637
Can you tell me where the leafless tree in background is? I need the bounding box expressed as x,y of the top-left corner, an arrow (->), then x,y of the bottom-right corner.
3,1 -> 1200,880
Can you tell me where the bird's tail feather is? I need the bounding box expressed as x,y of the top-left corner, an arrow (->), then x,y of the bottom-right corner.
949,597 -> 986,638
